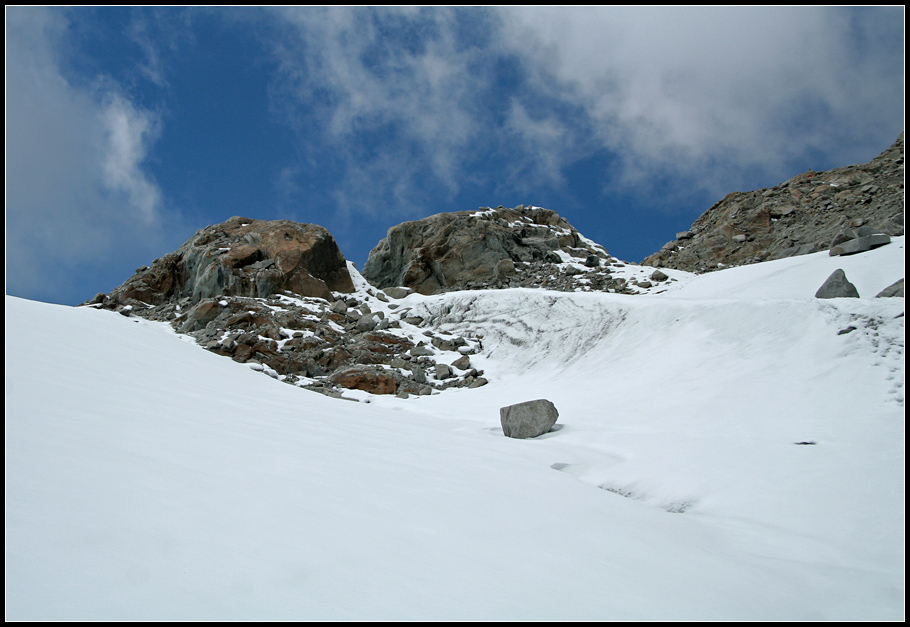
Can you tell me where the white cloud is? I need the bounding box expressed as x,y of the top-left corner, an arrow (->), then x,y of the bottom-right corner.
267,7 -> 902,213
99,93 -> 162,223
6,7 -> 167,302
494,6 -> 905,192
503,100 -> 575,189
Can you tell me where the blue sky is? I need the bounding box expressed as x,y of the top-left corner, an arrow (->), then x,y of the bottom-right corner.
6,7 -> 905,306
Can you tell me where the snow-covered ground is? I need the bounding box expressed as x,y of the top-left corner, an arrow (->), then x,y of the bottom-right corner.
6,239 -> 904,620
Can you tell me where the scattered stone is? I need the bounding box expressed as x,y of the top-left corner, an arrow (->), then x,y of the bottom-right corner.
355,313 -> 380,333
649,270 -> 669,282
815,269 -> 860,299
451,354 -> 471,371
383,286 -> 412,299
500,399 -> 559,439
410,345 -> 434,357
434,363 -> 454,380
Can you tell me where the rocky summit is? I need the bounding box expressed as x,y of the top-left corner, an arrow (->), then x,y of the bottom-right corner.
91,216 -> 354,308
643,133 -> 904,273
362,204 -> 643,295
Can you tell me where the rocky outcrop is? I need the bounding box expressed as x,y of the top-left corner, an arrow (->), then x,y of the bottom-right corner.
500,399 -> 559,439
92,216 -> 354,307
363,205 -> 633,295
87,264 -> 490,398
644,133 -> 904,273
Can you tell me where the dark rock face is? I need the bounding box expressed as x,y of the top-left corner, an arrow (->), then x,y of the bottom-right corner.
815,269 -> 860,299
644,133 -> 904,273
101,216 -> 354,307
362,205 -> 617,295
828,227 -> 891,256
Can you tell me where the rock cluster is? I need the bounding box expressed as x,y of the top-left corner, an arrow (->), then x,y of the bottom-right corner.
643,133 -> 904,273
91,276 -> 488,398
84,217 -> 492,398
363,205 -> 646,295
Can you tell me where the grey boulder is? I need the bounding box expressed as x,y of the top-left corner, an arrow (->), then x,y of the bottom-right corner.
815,269 -> 860,299
500,399 -> 559,439
829,229 -> 891,256
876,278 -> 904,298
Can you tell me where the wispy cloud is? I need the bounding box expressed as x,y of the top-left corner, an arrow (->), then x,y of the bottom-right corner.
6,7 -> 168,302
266,7 -> 903,212
267,7 -> 496,214
494,6 -> 904,193
99,92 -> 162,223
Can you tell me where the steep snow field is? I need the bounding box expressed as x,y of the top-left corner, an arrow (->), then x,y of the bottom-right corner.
6,239 -> 904,620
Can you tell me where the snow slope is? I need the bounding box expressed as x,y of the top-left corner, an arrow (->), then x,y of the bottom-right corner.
5,239 -> 904,620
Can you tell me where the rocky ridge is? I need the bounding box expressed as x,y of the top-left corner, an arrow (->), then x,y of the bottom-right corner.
85,208 -> 682,399
83,134 -> 904,399
643,133 -> 904,273
85,218 -> 497,399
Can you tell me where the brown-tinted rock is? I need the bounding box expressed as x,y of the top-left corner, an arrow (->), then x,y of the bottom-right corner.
330,367 -> 399,395
644,133 -> 904,273
103,217 -> 354,306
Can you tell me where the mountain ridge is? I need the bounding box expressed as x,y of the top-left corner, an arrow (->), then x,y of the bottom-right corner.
643,132 -> 904,272
80,134 -> 903,397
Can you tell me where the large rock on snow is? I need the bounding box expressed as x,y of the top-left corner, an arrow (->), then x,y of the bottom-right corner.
815,269 -> 860,299
643,133 -> 904,273
875,278 -> 904,298
101,216 -> 354,306
362,205 -> 610,295
828,226 -> 891,256
500,399 -> 559,439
